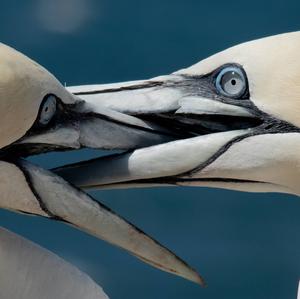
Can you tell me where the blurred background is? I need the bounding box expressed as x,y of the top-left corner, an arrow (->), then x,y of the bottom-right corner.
1,1 -> 300,298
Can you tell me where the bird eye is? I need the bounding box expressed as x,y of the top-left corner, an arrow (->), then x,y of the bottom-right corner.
39,95 -> 57,125
215,66 -> 247,98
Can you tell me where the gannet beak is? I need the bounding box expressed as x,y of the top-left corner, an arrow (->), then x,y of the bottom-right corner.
58,32 -> 300,195
2,158 -> 203,285
55,77 -> 265,189
7,94 -> 177,156
56,74 -> 265,189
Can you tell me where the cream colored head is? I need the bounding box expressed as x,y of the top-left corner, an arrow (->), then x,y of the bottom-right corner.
177,31 -> 300,127
0,43 -> 75,149
57,32 -> 300,195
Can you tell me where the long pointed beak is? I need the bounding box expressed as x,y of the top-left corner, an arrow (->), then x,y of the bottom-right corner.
53,130 -> 249,189
15,159 -> 204,285
54,75 -> 263,189
67,75 -> 185,115
67,75 -> 255,121
13,99 -> 177,155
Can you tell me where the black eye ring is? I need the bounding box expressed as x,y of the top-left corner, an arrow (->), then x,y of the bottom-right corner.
215,65 -> 248,98
39,95 -> 57,125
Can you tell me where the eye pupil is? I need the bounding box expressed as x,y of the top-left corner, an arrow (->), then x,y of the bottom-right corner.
215,66 -> 247,98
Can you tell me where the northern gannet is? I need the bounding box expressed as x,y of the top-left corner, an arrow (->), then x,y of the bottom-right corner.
0,42 -> 204,298
61,31 -> 300,195
56,32 -> 300,297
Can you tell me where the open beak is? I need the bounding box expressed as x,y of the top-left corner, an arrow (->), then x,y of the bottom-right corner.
54,75 -> 263,187
55,73 -> 299,194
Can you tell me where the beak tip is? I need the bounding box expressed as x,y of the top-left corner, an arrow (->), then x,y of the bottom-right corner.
192,272 -> 207,287
179,266 -> 206,287
199,277 -> 207,288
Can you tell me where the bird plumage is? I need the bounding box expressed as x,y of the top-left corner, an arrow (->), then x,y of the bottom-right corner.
0,227 -> 108,299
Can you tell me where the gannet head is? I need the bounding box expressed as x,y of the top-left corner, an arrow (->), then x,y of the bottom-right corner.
59,32 -> 300,195
0,43 -> 203,285
0,43 -> 75,149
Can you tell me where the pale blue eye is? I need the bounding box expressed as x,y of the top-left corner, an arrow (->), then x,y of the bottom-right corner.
39,95 -> 57,125
215,66 -> 246,98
